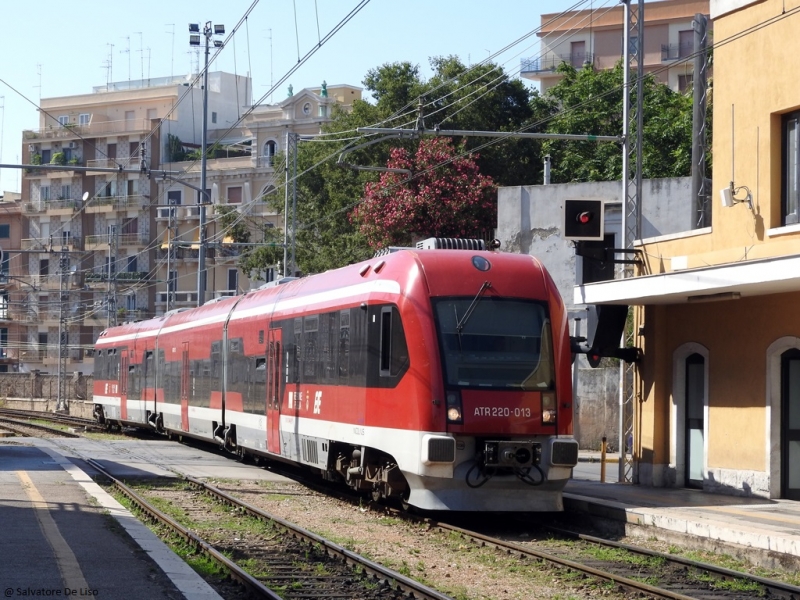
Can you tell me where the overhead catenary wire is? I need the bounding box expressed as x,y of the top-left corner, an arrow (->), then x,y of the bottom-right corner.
11,0 -> 797,319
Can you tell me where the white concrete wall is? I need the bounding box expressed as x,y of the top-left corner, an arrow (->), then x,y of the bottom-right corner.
497,178 -> 694,310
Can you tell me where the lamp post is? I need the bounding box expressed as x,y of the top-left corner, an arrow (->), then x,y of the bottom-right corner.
189,21 -> 224,307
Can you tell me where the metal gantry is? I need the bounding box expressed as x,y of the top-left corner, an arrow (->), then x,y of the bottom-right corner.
619,0 -> 645,484
691,13 -> 711,229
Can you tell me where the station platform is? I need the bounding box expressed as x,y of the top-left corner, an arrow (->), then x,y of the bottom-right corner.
0,441 -> 222,600
566,455 -> 800,570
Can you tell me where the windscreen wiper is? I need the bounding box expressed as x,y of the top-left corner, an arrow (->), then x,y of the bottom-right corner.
456,281 -> 492,337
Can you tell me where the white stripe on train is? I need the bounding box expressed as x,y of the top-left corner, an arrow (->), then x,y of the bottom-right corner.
96,279 -> 402,346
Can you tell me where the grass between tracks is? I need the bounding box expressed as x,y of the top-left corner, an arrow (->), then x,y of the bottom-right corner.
109,484 -> 232,582
112,479 -> 646,600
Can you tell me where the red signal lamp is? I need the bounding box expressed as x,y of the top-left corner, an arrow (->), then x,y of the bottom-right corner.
576,211 -> 593,224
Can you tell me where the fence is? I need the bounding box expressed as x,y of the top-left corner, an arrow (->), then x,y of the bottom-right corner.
0,371 -> 92,403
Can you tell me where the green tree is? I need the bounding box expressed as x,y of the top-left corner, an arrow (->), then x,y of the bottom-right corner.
353,137 -> 495,249
542,62 -> 698,182
284,57 -> 544,274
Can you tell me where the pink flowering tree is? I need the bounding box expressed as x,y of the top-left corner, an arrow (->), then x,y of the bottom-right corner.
352,137 -> 496,250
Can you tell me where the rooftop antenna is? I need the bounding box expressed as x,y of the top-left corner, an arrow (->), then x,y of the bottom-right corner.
120,36 -> 130,84
166,24 -> 175,79
269,28 -> 273,103
135,32 -> 144,82
104,45 -> 114,87
34,64 -> 42,104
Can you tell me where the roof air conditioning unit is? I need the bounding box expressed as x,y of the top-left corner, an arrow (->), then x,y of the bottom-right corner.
68,142 -> 77,149
28,144 -> 35,153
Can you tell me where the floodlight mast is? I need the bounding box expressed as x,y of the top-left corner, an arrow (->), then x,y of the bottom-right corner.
189,21 -> 224,307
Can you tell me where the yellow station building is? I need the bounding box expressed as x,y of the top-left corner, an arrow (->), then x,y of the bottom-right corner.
577,0 -> 800,499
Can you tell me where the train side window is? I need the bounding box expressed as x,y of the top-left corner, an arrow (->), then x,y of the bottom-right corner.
145,351 -> 155,391
380,307 -> 392,376
294,318 -> 303,383
338,310 -> 350,380
304,315 -> 319,381
374,305 -> 409,383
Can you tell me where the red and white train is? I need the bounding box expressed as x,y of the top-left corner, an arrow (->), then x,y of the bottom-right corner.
93,239 -> 578,511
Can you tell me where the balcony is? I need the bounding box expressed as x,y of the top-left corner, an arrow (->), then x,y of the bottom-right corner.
45,198 -> 80,215
23,201 -> 45,215
85,194 -> 147,213
41,348 -> 85,366
521,52 -> 595,74
156,246 -> 199,261
30,274 -> 84,291
23,118 -> 153,141
84,271 -> 150,287
21,234 -> 81,252
85,232 -> 150,249
661,42 -> 695,62
155,291 -> 199,308
86,156 -> 141,171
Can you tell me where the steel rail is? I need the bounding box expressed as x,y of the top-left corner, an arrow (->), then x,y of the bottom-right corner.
0,416 -> 80,438
0,407 -> 97,428
544,524 -> 800,600
86,459 -> 283,600
184,475 -> 453,600
421,518 -> 696,600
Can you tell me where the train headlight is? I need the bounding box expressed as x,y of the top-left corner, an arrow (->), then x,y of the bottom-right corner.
446,391 -> 463,424
542,392 -> 557,425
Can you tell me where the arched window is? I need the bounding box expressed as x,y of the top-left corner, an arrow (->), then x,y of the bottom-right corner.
263,140 -> 278,166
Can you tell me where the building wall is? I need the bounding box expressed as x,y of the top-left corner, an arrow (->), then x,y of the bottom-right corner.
639,291 -> 800,496
639,0 -> 800,273
532,0 -> 710,92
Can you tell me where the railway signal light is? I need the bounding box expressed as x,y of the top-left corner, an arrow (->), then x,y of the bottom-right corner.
563,199 -> 605,241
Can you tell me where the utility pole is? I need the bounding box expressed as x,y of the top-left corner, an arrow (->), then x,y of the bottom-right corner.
56,247 -> 69,413
189,21 -> 225,307
107,224 -> 117,328
283,131 -> 299,276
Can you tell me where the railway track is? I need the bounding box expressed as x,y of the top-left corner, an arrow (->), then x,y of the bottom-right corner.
0,407 -> 97,429
244,467 -> 800,599
89,461 -> 451,600
424,514 -> 800,600
15,410 -> 800,598
536,523 -> 800,599
0,416 -> 81,438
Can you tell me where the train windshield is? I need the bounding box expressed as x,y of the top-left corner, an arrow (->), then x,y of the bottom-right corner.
433,297 -> 554,390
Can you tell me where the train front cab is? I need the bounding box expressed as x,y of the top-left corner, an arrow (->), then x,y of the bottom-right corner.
400,283 -> 578,512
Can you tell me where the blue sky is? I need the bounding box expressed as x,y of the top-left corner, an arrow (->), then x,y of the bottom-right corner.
0,0 -> 583,193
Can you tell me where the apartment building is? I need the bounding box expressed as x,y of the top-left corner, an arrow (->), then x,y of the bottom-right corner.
153,83 -> 361,312
16,75 -> 360,375
522,0 -> 711,93
0,193 -> 27,371
576,0 -> 800,501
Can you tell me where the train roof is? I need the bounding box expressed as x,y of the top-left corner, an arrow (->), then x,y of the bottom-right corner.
95,241 -> 554,345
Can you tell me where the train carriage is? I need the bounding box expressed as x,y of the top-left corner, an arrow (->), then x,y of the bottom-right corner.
93,240 -> 579,511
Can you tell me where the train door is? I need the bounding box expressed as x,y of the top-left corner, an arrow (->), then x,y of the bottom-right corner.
781,349 -> 800,500
266,328 -> 282,455
120,352 -> 129,421
181,342 -> 190,431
